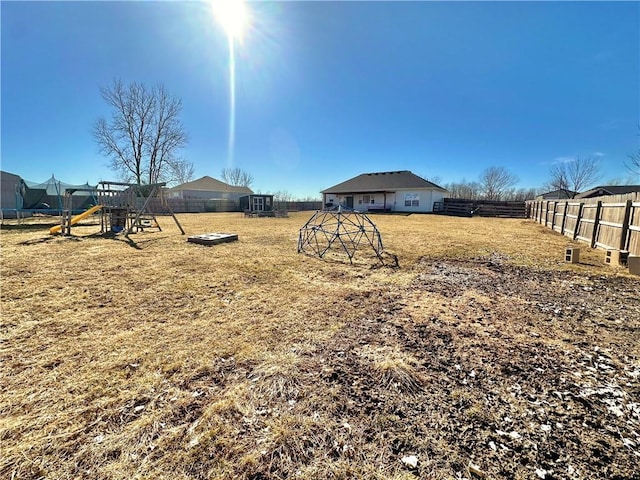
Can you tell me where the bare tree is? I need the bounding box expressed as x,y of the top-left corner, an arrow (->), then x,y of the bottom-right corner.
273,190 -> 294,210
165,159 -> 195,186
93,79 -> 188,185
606,175 -> 637,186
625,151 -> 640,177
548,163 -> 570,192
444,179 -> 481,199
503,187 -> 540,201
625,126 -> 640,177
547,156 -> 601,197
567,156 -> 601,192
479,166 -> 518,200
221,167 -> 253,188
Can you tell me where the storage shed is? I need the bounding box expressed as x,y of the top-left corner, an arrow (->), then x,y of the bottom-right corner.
239,194 -> 274,213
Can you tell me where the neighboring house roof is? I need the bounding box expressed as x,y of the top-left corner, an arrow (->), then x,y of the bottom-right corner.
536,189 -> 578,200
321,170 -> 447,194
575,185 -> 640,199
169,176 -> 253,194
1,170 -> 22,181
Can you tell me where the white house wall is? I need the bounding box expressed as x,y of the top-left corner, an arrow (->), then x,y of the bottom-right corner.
324,193 -> 339,206
324,190 -> 443,212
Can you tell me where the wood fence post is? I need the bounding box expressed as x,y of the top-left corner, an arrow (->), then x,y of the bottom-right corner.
551,202 -> 558,230
591,201 -> 602,248
538,201 -> 542,222
544,202 -> 549,226
619,199 -> 633,251
573,202 -> 583,240
560,202 -> 568,235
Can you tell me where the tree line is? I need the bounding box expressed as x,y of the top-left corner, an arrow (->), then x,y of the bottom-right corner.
441,166 -> 537,201
442,159 -> 601,202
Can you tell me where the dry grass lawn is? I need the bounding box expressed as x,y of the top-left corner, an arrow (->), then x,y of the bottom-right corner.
1,212 -> 638,479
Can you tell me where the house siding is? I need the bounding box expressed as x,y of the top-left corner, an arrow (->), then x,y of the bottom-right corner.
1,171 -> 22,214
394,188 -> 443,213
324,189 -> 443,212
170,189 -> 247,202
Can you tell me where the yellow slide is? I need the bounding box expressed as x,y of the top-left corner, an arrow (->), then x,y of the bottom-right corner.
50,205 -> 103,235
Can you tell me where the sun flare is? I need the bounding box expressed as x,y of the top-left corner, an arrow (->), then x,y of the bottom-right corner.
212,0 -> 248,40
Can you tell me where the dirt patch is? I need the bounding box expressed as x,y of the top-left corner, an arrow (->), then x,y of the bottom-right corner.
297,259 -> 640,479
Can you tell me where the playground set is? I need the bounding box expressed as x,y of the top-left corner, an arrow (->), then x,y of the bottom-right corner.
298,206 -> 386,264
49,181 -> 184,237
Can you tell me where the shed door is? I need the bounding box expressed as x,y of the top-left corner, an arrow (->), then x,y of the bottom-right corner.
253,196 -> 264,211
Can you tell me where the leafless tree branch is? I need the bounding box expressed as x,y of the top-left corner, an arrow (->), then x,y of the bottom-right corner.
479,166 -> 518,200
547,156 -> 601,197
93,79 -> 188,185
221,167 -> 253,188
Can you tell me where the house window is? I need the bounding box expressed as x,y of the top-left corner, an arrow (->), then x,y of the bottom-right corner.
362,195 -> 370,204
370,197 -> 375,204
404,193 -> 419,207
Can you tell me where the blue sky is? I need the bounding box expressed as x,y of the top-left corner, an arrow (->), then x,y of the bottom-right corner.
2,1 -> 639,198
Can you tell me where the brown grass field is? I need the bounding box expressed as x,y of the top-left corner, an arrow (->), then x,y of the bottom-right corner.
1,212 -> 639,480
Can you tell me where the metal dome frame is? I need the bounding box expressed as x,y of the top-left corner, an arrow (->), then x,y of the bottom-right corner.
297,207 -> 384,264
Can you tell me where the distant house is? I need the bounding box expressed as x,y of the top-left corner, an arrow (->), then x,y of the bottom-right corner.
168,176 -> 253,201
321,170 -> 448,213
535,189 -> 578,200
576,185 -> 640,199
1,171 -> 22,217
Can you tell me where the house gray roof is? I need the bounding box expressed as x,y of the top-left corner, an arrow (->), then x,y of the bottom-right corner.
169,176 -> 253,194
536,189 -> 578,200
576,185 -> 640,199
1,170 -> 22,181
321,170 -> 447,194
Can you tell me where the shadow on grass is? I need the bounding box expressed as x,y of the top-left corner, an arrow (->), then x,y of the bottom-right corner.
19,236 -> 58,246
2,222 -> 59,231
86,231 -> 169,250
84,231 -> 141,250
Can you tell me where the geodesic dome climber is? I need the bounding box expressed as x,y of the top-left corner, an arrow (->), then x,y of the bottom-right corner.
297,207 -> 386,264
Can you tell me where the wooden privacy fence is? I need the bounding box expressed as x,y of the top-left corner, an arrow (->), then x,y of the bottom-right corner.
145,199 -> 323,214
527,192 -> 640,256
277,201 -> 323,211
434,198 -> 527,218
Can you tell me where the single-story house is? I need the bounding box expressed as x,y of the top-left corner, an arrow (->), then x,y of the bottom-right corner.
321,170 -> 448,213
168,176 -> 253,202
535,189 -> 578,200
1,170 -> 22,217
239,194 -> 274,213
575,185 -> 640,199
